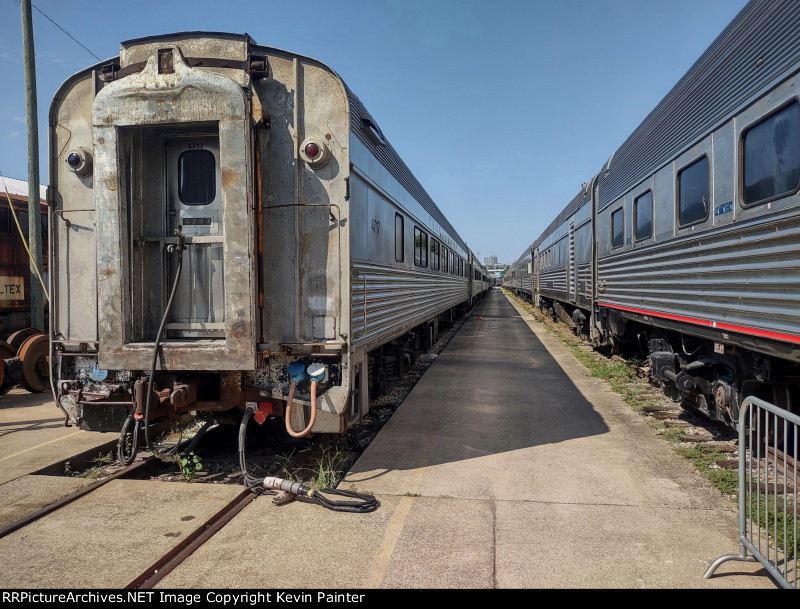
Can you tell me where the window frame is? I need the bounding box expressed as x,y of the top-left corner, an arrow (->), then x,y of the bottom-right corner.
633,189 -> 653,242
430,238 -> 440,271
676,155 -> 710,228
413,226 -> 428,268
395,213 -> 404,263
739,98 -> 800,209
610,207 -> 625,249
178,149 -> 217,205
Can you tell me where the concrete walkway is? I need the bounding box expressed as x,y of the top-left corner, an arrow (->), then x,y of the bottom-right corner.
0,389 -> 116,484
158,291 -> 774,588
0,389 -> 117,527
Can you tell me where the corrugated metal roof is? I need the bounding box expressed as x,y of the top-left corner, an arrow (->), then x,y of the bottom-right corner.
0,176 -> 46,202
344,84 -> 470,254
598,0 -> 800,210
517,0 -> 800,265
532,187 -> 592,251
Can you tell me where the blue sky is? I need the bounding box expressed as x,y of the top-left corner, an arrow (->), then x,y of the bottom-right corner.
0,0 -> 748,263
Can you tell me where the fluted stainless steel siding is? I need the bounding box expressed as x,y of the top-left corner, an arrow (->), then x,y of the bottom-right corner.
352,261 -> 469,351
539,268 -> 568,301
598,208 -> 800,340
505,253 -> 531,294
598,0 -> 800,211
519,275 -> 533,296
577,262 -> 591,303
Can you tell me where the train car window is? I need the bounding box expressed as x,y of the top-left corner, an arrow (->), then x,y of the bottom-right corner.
430,239 -> 440,270
178,150 -> 216,205
414,227 -> 428,267
742,101 -> 800,206
611,208 -> 624,248
442,246 -> 448,273
449,251 -> 455,274
395,213 -> 404,262
634,190 -> 653,241
678,156 -> 709,226
458,259 -> 463,277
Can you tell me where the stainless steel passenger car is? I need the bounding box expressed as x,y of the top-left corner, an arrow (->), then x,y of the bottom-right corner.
49,32 -> 489,433
513,0 -> 800,423
503,248 -> 532,300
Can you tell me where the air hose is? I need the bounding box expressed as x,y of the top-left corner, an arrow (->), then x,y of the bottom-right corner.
238,404 -> 379,513
117,229 -> 186,465
284,379 -> 318,438
117,407 -> 140,465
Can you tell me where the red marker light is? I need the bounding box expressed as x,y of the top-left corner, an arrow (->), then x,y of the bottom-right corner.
304,142 -> 320,158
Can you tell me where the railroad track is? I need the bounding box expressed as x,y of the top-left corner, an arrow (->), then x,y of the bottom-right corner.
0,454 -> 160,540
0,448 -> 268,589
125,489 -> 258,589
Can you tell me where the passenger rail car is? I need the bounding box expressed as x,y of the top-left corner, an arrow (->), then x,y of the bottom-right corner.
49,32 -> 489,434
512,0 -> 800,425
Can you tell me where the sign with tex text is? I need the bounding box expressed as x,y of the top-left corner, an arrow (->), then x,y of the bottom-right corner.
0,276 -> 24,300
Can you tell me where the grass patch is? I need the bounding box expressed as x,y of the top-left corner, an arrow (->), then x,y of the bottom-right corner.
676,442 -> 797,558
676,445 -> 738,495
709,469 -> 739,497
660,428 -> 685,443
280,443 -> 355,490
749,492 -> 797,560
65,452 -> 116,479
676,444 -> 728,468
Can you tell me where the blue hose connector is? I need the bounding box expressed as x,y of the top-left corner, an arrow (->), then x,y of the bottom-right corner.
288,362 -> 308,383
307,363 -> 327,383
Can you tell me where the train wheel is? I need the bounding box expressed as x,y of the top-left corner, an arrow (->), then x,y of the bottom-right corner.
18,334 -> 49,393
0,340 -> 14,360
7,328 -> 41,354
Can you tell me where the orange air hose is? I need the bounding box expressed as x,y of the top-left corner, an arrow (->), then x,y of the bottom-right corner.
285,380 -> 317,438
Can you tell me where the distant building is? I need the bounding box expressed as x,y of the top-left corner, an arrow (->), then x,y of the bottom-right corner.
484,255 -> 498,266
0,176 -> 48,334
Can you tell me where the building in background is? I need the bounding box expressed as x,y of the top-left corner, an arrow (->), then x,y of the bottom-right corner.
0,176 -> 47,336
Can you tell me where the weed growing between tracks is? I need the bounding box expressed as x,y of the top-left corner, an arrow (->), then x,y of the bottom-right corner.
180,452 -> 204,481
676,445 -> 739,496
278,443 -> 351,490
64,452 -> 116,480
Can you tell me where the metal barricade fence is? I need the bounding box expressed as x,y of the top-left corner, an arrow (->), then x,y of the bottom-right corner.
704,396 -> 798,589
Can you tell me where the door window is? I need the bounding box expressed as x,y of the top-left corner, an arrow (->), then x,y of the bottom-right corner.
179,149 -> 216,205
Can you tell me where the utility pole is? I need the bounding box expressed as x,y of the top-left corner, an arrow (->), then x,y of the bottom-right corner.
21,0 -> 44,332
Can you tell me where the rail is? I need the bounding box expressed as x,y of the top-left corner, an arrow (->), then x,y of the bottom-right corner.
0,455 -> 157,539
704,396 -> 798,589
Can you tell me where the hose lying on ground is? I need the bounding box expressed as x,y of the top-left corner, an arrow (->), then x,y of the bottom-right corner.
238,404 -> 379,513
